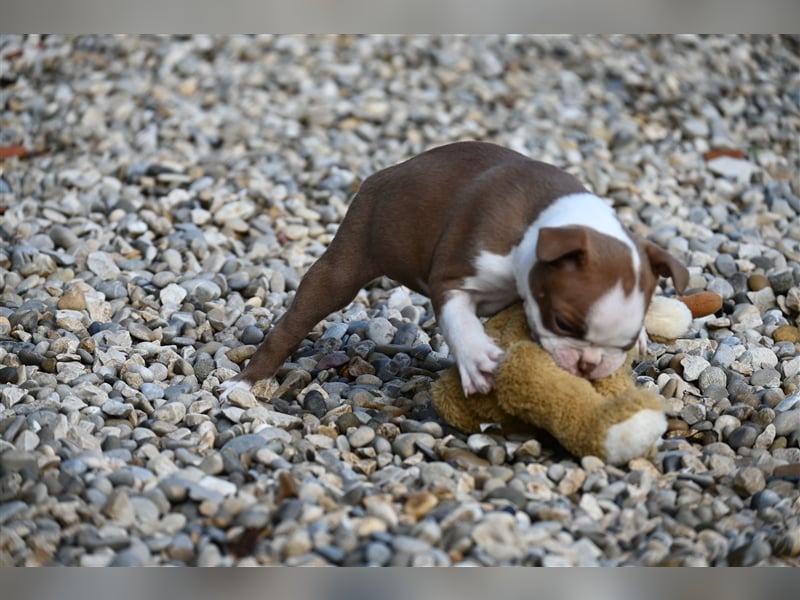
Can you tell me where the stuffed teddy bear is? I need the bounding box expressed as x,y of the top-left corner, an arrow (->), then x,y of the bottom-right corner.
431,292 -> 721,465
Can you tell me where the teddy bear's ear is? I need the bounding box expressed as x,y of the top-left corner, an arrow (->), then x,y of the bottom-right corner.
643,241 -> 689,294
536,226 -> 587,266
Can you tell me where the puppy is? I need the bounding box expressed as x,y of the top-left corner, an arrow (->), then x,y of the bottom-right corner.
218,141 -> 688,399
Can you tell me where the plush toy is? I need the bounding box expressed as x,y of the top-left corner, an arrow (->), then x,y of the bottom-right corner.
431,292 -> 721,465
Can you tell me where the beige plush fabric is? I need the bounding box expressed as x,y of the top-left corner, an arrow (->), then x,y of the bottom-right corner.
431,304 -> 665,462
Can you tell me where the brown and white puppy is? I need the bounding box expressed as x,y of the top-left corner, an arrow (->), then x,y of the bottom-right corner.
218,141 -> 688,400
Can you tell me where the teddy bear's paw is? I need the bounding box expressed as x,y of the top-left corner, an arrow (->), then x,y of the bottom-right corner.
603,409 -> 667,466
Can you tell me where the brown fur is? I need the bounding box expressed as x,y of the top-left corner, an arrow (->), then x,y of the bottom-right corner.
231,141 -> 687,387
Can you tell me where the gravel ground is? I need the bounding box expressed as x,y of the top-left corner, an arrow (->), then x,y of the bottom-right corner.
1,34 -> 799,566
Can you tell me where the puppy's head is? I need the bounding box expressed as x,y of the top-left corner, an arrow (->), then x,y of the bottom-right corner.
524,225 -> 688,379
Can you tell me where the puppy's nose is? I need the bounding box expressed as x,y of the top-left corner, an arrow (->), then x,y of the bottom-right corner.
578,348 -> 602,376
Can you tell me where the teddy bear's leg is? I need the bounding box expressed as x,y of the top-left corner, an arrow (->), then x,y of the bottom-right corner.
601,389 -> 667,465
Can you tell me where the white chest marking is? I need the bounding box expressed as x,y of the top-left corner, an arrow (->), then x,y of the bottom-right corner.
462,250 -> 518,316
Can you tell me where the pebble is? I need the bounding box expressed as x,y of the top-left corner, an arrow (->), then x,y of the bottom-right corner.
87,252 -> 121,280
681,356 -> 710,381
0,34 -> 797,568
773,410 -> 800,437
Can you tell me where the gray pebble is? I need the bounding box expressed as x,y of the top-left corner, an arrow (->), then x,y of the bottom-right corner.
392,432 -> 436,458
168,533 -> 196,563
773,409 -> 800,436
681,355 -> 710,381
768,269 -> 794,294
750,368 -> 781,388
698,366 -> 727,391
49,225 -> 79,249
366,318 -> 396,345
727,426 -> 758,450
714,254 -> 738,278
182,278 -> 222,302
347,425 -> 376,448
241,325 -> 264,345
87,251 -> 121,280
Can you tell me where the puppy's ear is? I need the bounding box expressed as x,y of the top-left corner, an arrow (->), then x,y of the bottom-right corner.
643,241 -> 689,294
537,226 -> 587,267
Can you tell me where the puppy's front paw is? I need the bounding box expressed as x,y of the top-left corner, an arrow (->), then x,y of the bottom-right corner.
216,378 -> 252,403
457,338 -> 504,396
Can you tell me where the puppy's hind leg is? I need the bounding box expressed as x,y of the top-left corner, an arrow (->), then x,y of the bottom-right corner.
218,207 -> 379,401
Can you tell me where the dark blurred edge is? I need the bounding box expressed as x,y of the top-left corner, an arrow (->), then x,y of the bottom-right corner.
0,569 -> 798,600
1,0 -> 799,33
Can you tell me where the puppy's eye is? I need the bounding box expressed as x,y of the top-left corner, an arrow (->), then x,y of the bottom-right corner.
553,314 -> 581,337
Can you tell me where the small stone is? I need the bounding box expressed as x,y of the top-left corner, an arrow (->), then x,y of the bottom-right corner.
56,309 -> 86,332
226,387 -> 258,409
707,156 -> 756,184
181,278 -> 222,302
750,368 -> 780,388
768,270 -> 794,295
152,402 -> 186,425
714,254 -> 738,278
0,501 -> 28,525
682,117 -> 710,138
727,425 -> 758,449
366,318 -> 396,345
240,326 -> 264,345
733,466 -> 766,497
140,383 -> 165,401
514,439 -> 542,458
392,433 -> 435,458
773,410 -> 800,437
748,287 -> 777,312
698,366 -> 727,392
196,475 -> 237,498
0,367 -> 21,385
681,355 -> 710,381
213,200 -> 256,225
680,292 -> 722,318
87,251 -> 121,280
160,283 -> 187,306
104,490 -> 135,525
747,274 -> 770,291
169,533 -> 195,563
754,424 -> 776,449
15,430 -> 40,452
773,325 -> 799,344
348,425 -> 376,448
728,535 -> 772,567
403,491 -> 438,519
58,285 -> 87,310
50,224 -> 79,249
680,403 -> 706,426
557,469 -> 586,496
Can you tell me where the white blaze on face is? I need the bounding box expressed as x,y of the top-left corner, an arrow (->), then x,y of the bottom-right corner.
585,281 -> 646,350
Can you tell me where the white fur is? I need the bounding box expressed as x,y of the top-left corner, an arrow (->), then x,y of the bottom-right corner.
604,409 -> 667,465
462,250 -> 518,315
586,281 -> 646,349
218,378 -> 252,403
439,290 -> 505,396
